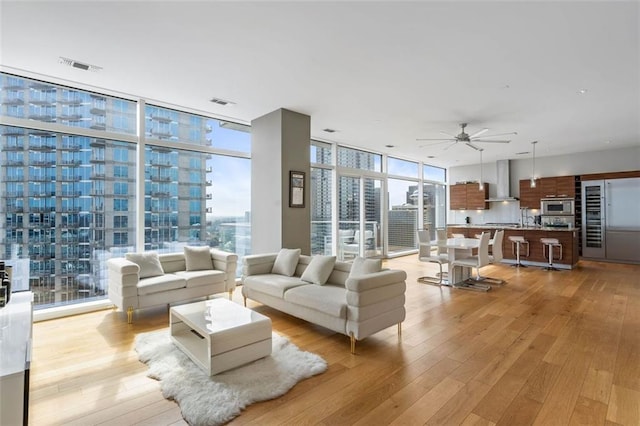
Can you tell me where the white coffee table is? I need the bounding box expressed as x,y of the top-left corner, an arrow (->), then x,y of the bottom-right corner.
170,298 -> 272,376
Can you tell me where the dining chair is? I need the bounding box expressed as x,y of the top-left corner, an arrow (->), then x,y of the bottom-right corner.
416,230 -> 448,286
450,231 -> 491,292
479,229 -> 506,286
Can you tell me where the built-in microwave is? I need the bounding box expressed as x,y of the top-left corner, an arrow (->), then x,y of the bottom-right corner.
541,198 -> 575,216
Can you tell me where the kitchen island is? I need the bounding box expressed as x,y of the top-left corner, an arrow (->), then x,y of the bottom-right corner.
447,224 -> 579,269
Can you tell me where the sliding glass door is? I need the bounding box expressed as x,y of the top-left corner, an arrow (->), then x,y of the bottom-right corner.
337,175 -> 383,260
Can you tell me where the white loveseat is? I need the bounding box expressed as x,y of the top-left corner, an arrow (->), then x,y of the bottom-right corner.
107,247 -> 238,323
241,250 -> 406,353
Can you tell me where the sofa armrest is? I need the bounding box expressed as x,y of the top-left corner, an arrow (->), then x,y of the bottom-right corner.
345,269 -> 407,295
210,249 -> 238,291
241,253 -> 278,278
345,269 -> 407,341
107,258 -> 139,288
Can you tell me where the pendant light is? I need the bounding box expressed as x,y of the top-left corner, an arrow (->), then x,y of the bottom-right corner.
478,148 -> 484,191
530,141 -> 538,188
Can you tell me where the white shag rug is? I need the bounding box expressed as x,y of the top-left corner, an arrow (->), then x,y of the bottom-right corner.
134,330 -> 327,426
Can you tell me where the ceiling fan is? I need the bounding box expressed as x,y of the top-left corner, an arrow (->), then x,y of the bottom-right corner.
417,123 -> 517,151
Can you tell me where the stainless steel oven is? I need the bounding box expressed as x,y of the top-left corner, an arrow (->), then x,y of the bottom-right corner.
541,198 -> 574,216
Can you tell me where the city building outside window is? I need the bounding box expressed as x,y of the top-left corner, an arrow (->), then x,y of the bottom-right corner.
0,73 -> 252,310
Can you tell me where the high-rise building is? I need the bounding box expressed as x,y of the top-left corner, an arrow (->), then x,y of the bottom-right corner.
0,74 -> 224,307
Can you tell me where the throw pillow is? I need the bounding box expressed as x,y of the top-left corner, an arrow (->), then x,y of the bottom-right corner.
271,248 -> 301,276
300,255 -> 337,285
349,256 -> 382,278
184,246 -> 214,271
125,252 -> 164,278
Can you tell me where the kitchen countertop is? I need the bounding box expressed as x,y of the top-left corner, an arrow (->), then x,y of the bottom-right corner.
448,224 -> 577,231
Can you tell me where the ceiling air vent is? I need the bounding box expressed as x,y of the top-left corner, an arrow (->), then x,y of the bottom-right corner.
210,97 -> 235,106
59,57 -> 102,72
323,128 -> 337,133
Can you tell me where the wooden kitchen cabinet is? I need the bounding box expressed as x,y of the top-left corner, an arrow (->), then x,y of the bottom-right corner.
519,179 -> 541,209
450,184 -> 467,210
519,176 -> 575,209
554,176 -> 575,198
539,176 -> 575,198
502,229 -> 578,266
449,183 -> 489,210
466,183 -> 489,209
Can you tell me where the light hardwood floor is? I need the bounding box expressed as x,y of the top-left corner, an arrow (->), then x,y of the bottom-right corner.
30,257 -> 640,425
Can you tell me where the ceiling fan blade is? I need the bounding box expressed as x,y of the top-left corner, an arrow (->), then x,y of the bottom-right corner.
465,142 -> 481,150
474,131 -> 517,139
468,128 -> 489,139
442,141 -> 458,151
439,131 -> 458,138
416,138 -> 455,141
473,139 -> 511,143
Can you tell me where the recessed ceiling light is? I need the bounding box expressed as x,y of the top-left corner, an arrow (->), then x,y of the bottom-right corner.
578,88 -> 588,94
209,97 -> 235,106
385,144 -> 395,148
323,128 -> 337,133
59,56 -> 102,72
604,140 -> 611,144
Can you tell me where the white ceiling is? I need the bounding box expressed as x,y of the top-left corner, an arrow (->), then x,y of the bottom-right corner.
1,1 -> 638,168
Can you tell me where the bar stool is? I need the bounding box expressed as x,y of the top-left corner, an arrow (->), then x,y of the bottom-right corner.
540,238 -> 562,271
508,236 -> 529,267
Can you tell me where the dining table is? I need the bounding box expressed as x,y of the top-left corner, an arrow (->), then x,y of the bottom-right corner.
432,237 -> 492,288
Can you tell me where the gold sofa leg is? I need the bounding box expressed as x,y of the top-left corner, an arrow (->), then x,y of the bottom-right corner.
350,334 -> 356,355
243,296 -> 247,307
127,306 -> 134,324
228,289 -> 233,300
398,322 -> 402,336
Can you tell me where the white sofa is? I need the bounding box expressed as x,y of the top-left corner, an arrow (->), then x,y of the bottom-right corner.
241,251 -> 406,353
107,248 -> 238,323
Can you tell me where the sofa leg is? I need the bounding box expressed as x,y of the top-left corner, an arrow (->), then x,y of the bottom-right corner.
228,289 -> 233,300
350,334 -> 356,355
243,296 -> 247,307
398,322 -> 402,336
127,306 -> 134,324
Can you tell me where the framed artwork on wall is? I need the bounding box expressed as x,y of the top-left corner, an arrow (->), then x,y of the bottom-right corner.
289,171 -> 305,208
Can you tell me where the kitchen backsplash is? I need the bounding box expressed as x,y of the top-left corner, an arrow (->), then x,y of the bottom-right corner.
448,202 -> 526,225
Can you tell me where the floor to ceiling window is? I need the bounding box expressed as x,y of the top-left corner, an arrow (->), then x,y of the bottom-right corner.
423,164 -> 447,240
311,143 -> 446,259
387,157 -> 420,255
0,73 -> 251,309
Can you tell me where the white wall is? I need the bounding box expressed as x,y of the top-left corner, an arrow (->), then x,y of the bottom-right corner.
448,145 -> 640,224
250,108 -> 311,254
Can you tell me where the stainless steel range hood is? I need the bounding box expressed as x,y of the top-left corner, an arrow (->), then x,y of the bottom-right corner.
486,159 -> 519,202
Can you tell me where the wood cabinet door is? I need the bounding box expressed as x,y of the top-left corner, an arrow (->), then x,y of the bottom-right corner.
525,230 -> 574,265
450,184 -> 467,210
519,179 -> 541,209
539,177 -> 557,198
555,176 -> 575,198
466,183 -> 489,209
